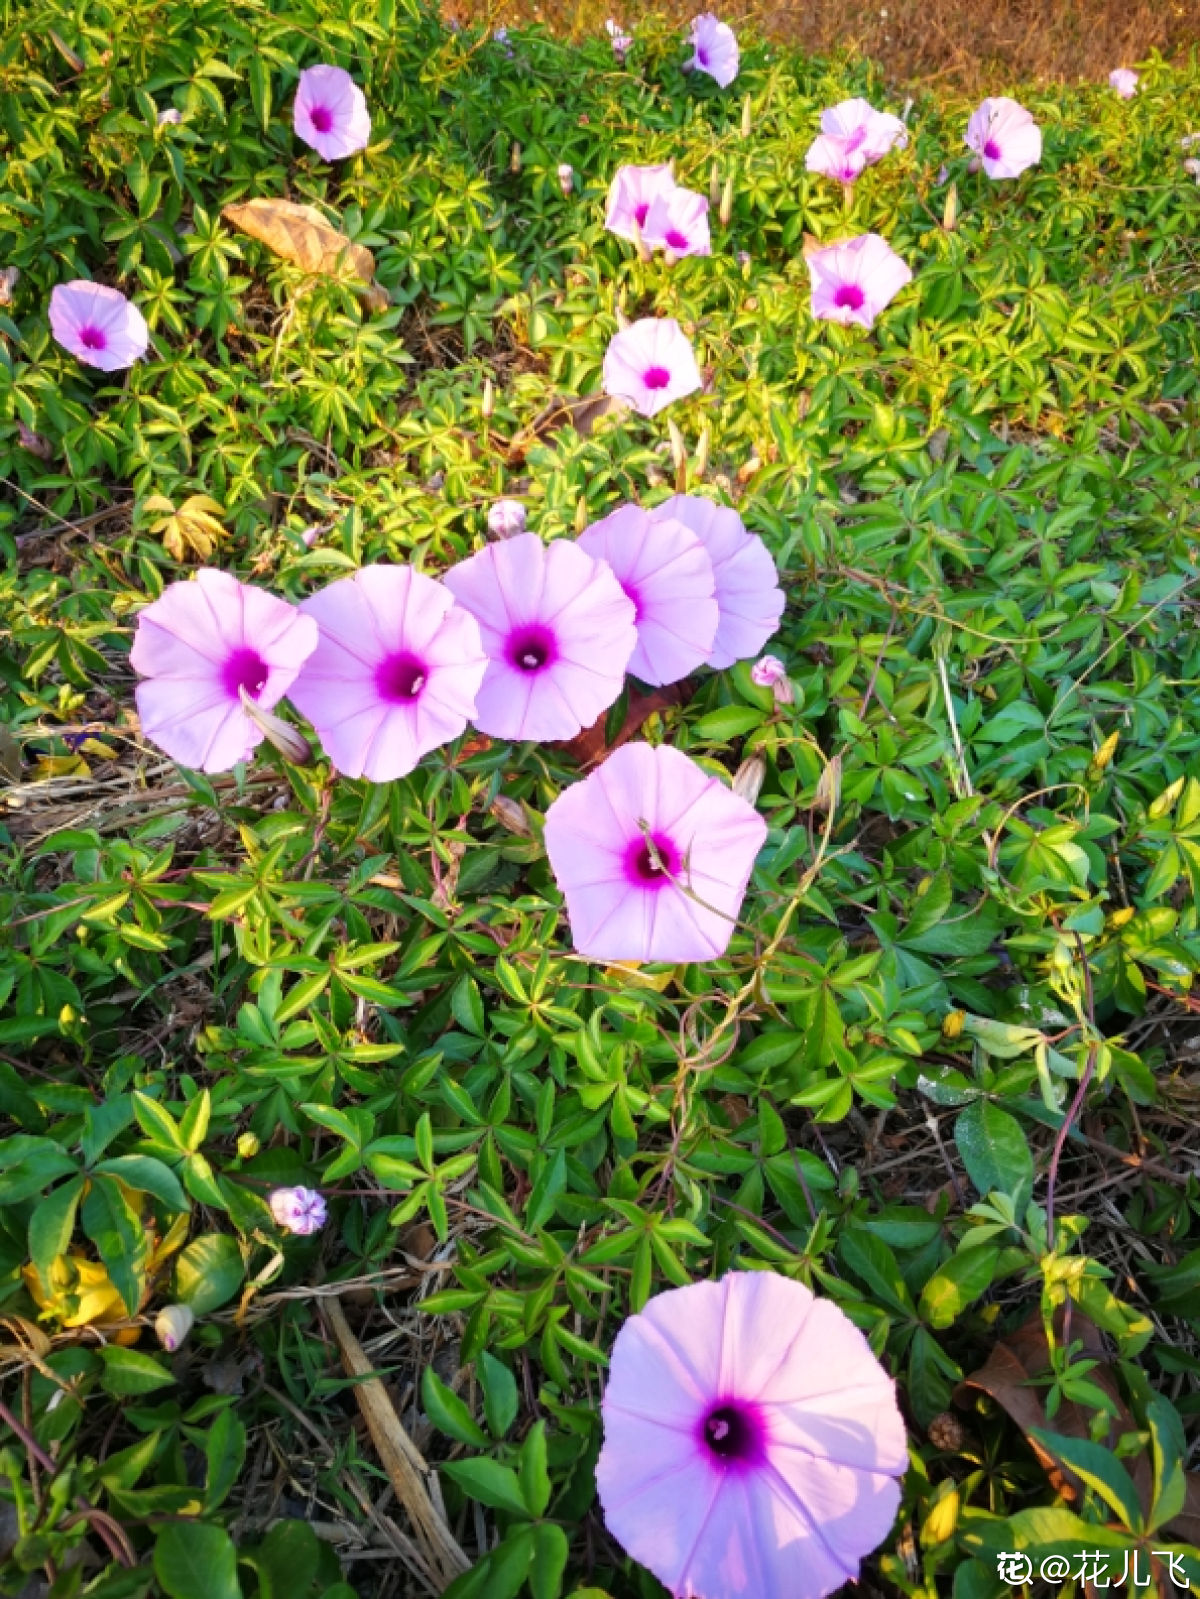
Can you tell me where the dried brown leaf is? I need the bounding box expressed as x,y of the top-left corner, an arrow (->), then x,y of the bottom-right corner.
222,198 -> 377,283
505,392 -> 626,464
562,680 -> 693,769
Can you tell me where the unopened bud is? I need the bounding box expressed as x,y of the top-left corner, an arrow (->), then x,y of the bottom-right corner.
1088,730 -> 1119,776
667,418 -> 687,491
750,654 -> 793,703
236,1131 -> 260,1159
0,266 -> 19,305
489,794 -> 531,835
812,753 -> 841,814
941,1009 -> 965,1041
740,94 -> 752,139
695,422 -> 711,479
510,141 -> 522,173
732,756 -> 765,806
632,216 -> 652,263
487,498 -> 526,539
615,300 -> 631,331
1108,906 -> 1135,930
719,174 -> 734,227
238,688 -> 312,765
942,182 -> 958,232
1148,776 -> 1185,819
155,1303 -> 195,1353
557,163 -> 574,196
481,377 -> 495,419
157,107 -> 182,126
709,162 -> 721,208
574,496 -> 589,534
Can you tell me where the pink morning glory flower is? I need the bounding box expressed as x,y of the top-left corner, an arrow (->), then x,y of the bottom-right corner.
288,565 -> 486,783
603,318 -> 702,418
597,1272 -> 908,1599
543,743 -> 766,962
606,18 -> 633,59
687,14 -> 739,87
750,654 -> 786,688
443,533 -> 637,743
807,233 -> 912,331
578,504 -> 718,686
157,107 -> 182,126
820,97 -> 908,161
293,64 -> 371,160
1109,68 -> 1138,99
964,96 -> 1041,180
487,499 -> 527,539
804,134 -> 869,186
268,1186 -> 327,1236
131,570 -> 318,774
640,186 -> 712,260
605,163 -> 678,242
49,281 -> 149,372
648,496 -> 784,670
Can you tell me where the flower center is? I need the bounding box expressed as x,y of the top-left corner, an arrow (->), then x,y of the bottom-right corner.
624,831 -> 679,888
634,202 -> 650,226
642,365 -> 671,391
375,652 -> 428,703
701,1402 -> 765,1465
310,105 -> 334,133
507,625 -> 557,674
222,648 -> 269,700
665,229 -> 690,251
79,326 -> 107,350
697,46 -> 709,64
833,283 -> 865,310
983,137 -> 1002,160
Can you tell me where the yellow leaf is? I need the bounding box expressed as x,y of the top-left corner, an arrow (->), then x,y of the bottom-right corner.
222,197 -> 377,283
23,1255 -> 127,1328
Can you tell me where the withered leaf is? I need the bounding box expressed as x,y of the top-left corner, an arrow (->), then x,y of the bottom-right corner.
505,392 -> 626,464
222,198 -> 377,286
563,680 -> 693,769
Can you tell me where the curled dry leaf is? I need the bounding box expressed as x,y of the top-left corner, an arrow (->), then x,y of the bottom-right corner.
143,493 -> 226,562
563,680 -> 694,769
221,198 -> 388,311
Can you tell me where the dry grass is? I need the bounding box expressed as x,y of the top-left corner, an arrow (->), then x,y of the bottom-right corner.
454,0 -> 1200,90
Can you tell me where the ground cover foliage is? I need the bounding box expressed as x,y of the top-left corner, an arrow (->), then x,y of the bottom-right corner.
2,2 -> 1200,1597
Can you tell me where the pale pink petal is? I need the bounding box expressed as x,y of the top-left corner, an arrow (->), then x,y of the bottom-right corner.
1109,68 -> 1138,98
605,163 -> 677,241
290,565 -> 485,781
443,535 -> 636,742
602,318 -> 702,418
640,187 -> 712,257
805,134 -> 868,184
294,64 -> 371,160
578,505 -> 717,685
965,96 -> 1041,179
689,13 -> 739,86
49,281 -> 148,371
649,496 -> 784,669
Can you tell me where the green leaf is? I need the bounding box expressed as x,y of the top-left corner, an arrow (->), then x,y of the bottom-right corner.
1146,1395 -> 1188,1531
441,1456 -> 531,1518
133,1091 -> 187,1153
248,1521 -> 321,1599
478,1351 -> 519,1438
422,1366 -> 488,1448
205,1406 -> 247,1511
1028,1430 -> 1143,1533
95,1155 -> 189,1212
690,705 -> 766,742
100,1346 -> 176,1397
519,1420 -> 551,1519
838,1227 -> 915,1316
155,1522 -> 243,1599
0,1136 -> 79,1204
179,1089 -> 211,1153
528,1522 -> 569,1599
954,1099 -> 1034,1203
29,1176 -> 83,1281
918,1246 -> 1000,1329
81,1173 -> 149,1314
175,1233 -> 245,1314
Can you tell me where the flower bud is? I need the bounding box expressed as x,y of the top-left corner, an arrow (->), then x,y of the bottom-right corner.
941,1009 -> 965,1041
557,163 -> 574,196
268,1186 -> 327,1236
1108,906 -> 1135,930
481,376 -> 495,419
238,687 -> 312,765
1088,729 -> 1119,777
694,422 -> 711,480
942,182 -> 958,233
812,753 -> 841,813
740,94 -> 752,139
709,162 -> 721,208
732,756 -> 765,806
0,266 -> 18,305
667,418 -> 687,491
489,793 -> 531,835
155,1303 -> 195,1353
574,495 -> 590,534
487,499 -> 526,539
236,1131 -> 260,1159
719,174 -> 735,227
157,107 -> 182,126
1149,776 -> 1185,819
510,140 -> 522,173
750,655 -> 790,700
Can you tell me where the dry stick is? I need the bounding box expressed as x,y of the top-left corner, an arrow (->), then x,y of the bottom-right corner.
322,1297 -> 470,1591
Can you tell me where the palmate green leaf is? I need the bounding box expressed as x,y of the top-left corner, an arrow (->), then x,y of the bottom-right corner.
1028,1430 -> 1143,1532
